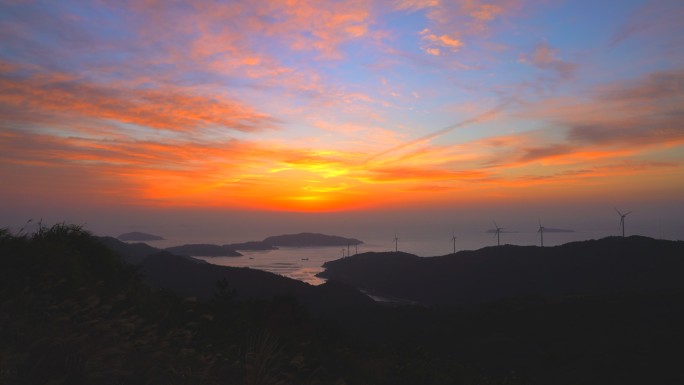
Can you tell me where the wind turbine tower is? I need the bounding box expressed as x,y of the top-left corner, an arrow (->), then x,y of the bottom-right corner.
493,222 -> 503,246
451,232 -> 457,254
615,208 -> 632,237
394,233 -> 399,252
537,219 -> 545,247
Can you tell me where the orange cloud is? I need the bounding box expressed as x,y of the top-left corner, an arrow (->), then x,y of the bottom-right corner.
0,70 -> 275,133
356,166 -> 490,183
394,0 -> 440,11
3,108 -> 682,212
469,3 -> 503,22
408,0 -> 522,55
132,0 -> 375,63
420,28 -> 464,54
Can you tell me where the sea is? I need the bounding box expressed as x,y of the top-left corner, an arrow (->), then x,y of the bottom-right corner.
140,229 -> 631,286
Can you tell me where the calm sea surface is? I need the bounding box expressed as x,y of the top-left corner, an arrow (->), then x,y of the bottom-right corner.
145,230 -> 619,285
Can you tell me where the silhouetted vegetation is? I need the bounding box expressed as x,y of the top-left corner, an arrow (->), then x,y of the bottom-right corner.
2,225 -> 683,384
0,224 -> 335,384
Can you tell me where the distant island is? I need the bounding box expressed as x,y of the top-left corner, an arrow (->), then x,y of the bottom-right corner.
165,244 -> 241,257
155,233 -> 362,256
113,232 -> 361,254
262,232 -> 363,247
223,241 -> 278,251
117,231 -> 165,241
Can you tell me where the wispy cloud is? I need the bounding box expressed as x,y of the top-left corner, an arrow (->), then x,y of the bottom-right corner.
398,0 -> 522,56
0,68 -> 276,133
485,68 -> 684,168
519,42 -> 576,79
609,1 -> 684,49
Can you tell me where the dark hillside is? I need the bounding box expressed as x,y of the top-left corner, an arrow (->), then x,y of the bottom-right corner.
97,236 -> 375,313
0,224 -> 365,384
319,236 -> 684,305
98,235 -> 162,264
4,227 -> 684,384
140,251 -> 374,314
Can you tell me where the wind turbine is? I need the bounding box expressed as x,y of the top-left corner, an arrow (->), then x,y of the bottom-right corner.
537,219 -> 545,247
493,222 -> 503,246
615,208 -> 632,237
393,233 -> 399,252
451,232 -> 457,254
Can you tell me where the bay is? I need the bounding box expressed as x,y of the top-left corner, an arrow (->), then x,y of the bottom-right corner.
166,230 -> 613,285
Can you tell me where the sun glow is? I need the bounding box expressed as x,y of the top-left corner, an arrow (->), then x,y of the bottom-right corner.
0,0 -> 682,215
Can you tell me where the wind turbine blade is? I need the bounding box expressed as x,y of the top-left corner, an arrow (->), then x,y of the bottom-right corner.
614,207 -> 624,216
625,211 -> 632,216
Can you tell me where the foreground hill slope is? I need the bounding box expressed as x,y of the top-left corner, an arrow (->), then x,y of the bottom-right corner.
1,224 -> 363,384
99,235 -> 373,313
4,226 -> 684,384
319,236 -> 684,305
140,251 -> 374,312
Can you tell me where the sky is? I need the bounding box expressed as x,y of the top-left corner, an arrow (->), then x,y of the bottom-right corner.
1,0 -> 683,243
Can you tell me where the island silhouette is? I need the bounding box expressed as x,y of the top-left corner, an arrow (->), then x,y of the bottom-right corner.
120,232 -> 365,258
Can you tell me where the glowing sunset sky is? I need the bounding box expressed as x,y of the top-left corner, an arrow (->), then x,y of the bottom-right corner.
1,0 -> 683,239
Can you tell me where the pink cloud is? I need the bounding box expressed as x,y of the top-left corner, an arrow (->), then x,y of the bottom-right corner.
126,0 -> 376,63
420,28 -> 464,54
478,69 -> 684,168
394,0 -> 440,12
519,42 -> 576,79
397,0 -> 522,56
0,69 -> 276,133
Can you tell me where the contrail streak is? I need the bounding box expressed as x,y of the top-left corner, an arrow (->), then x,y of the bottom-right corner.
363,101 -> 510,165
